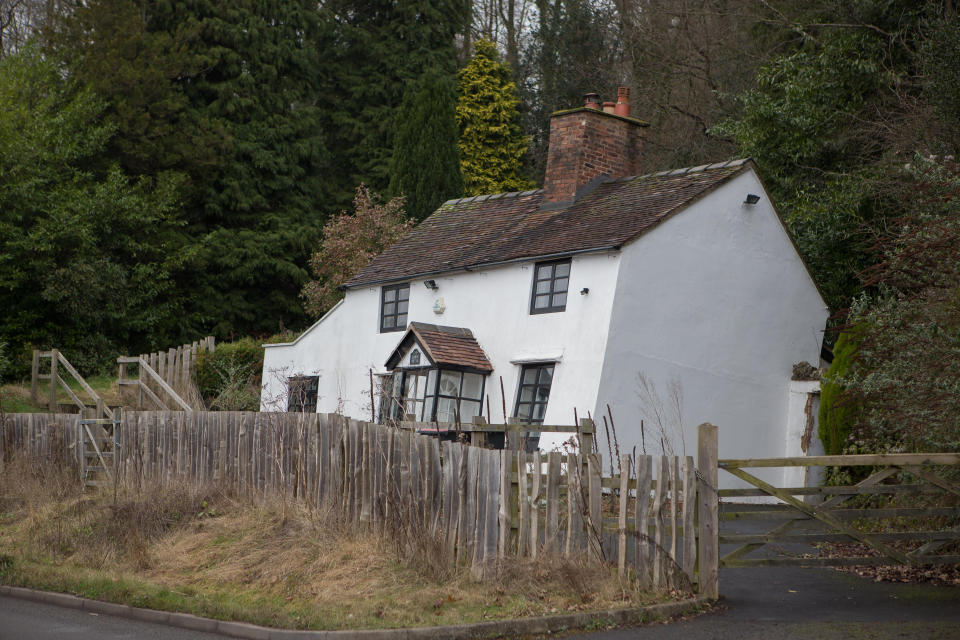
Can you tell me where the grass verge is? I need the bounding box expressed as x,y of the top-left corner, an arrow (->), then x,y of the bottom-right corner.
0,457 -> 681,631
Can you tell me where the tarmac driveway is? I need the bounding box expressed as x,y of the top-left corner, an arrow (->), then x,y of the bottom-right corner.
568,502 -> 960,639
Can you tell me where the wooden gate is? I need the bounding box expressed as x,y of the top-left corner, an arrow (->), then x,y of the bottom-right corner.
715,452 -> 960,569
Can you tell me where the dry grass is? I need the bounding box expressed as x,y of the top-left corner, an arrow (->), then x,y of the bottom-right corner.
0,454 -> 676,630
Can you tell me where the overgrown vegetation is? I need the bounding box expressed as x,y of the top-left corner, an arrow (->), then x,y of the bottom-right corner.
195,339 -> 264,411
300,186 -> 413,318
0,454 -> 669,630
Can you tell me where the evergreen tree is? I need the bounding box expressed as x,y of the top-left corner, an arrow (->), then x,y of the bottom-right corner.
390,69 -> 463,221
0,45 -> 182,374
457,39 -> 533,196
319,0 -> 469,206
47,0 -> 330,339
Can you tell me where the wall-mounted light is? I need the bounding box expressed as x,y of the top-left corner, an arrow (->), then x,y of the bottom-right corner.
424,279 -> 439,290
580,287 -> 590,295
744,194 -> 761,205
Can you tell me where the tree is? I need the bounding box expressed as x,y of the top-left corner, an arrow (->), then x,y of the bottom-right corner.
457,38 -> 533,195
520,0 -> 622,181
47,0 -> 330,339
390,69 -> 463,221
0,45 -> 182,374
318,0 -> 469,206
301,186 -> 413,318
840,158 -> 960,453
715,1 -> 960,318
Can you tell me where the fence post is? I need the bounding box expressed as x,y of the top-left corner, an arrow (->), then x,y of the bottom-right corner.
579,418 -> 594,456
48,349 -> 59,411
471,415 -> 488,448
697,423 -> 719,599
31,349 -> 40,405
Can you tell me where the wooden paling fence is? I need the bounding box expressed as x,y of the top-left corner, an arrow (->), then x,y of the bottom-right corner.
139,336 -> 215,393
1,411 -> 713,594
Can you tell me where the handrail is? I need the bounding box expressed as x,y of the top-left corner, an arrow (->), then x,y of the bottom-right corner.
30,349 -> 113,419
56,352 -> 112,419
117,356 -> 193,412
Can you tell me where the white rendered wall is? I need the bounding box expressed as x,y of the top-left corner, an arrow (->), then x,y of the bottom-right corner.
594,169 -> 829,487
261,251 -> 622,449
784,380 -> 825,493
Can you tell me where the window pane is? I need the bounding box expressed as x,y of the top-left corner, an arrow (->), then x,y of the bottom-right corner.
522,368 -> 538,384
426,369 -> 437,396
384,289 -> 396,302
555,262 -> 570,277
422,396 -> 435,421
436,397 -> 457,422
519,387 -> 533,402
405,374 -> 417,397
551,292 -> 567,308
439,370 -> 461,397
536,387 -> 550,403
397,286 -> 409,301
536,280 -> 551,294
534,294 -> 550,309
396,312 -> 407,328
553,277 -> 568,293
459,400 -> 481,421
461,373 -> 483,400
392,372 -> 403,396
383,301 -> 395,315
515,402 -> 532,420
539,366 -> 554,383
533,403 -> 546,421
536,264 -> 553,280
382,315 -> 395,328
397,300 -> 408,313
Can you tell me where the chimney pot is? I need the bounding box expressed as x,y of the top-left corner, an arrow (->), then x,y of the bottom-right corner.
583,92 -> 601,110
602,101 -> 616,114
615,86 -> 630,117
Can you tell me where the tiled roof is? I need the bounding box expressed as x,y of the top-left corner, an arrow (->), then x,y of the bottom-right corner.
387,323 -> 493,373
345,159 -> 751,288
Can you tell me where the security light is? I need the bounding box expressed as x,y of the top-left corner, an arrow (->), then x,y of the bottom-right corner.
424,279 -> 439,290
744,194 -> 761,205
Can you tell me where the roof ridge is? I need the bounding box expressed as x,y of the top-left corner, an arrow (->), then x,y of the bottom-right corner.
441,188 -> 543,208
608,158 -> 750,184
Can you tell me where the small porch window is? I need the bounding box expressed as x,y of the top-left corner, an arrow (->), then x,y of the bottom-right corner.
385,368 -> 486,424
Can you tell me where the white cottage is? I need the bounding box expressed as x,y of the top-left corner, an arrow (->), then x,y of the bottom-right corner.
261,90 -> 829,477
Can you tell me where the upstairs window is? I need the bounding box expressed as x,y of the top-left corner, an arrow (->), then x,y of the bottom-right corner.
287,375 -> 319,413
380,283 -> 409,332
514,363 -> 554,424
530,259 -> 570,314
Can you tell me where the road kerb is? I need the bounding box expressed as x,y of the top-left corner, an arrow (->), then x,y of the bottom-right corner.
1,585 -> 711,639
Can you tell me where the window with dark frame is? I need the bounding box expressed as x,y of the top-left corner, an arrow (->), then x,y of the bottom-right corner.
530,259 -> 570,314
514,363 -> 554,425
287,375 -> 319,413
384,367 -> 485,424
380,283 -> 409,332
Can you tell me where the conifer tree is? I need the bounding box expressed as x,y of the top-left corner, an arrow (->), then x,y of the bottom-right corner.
390,69 -> 463,221
457,39 -> 533,196
47,0 -> 329,339
319,0 -> 468,205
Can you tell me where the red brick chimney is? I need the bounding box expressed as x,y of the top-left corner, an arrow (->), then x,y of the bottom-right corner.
542,88 -> 647,206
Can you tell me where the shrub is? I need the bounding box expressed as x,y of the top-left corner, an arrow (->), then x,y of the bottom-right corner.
818,330 -> 863,455
195,338 -> 263,411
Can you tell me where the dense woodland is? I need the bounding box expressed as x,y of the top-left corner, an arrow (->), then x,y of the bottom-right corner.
0,1 -> 958,452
